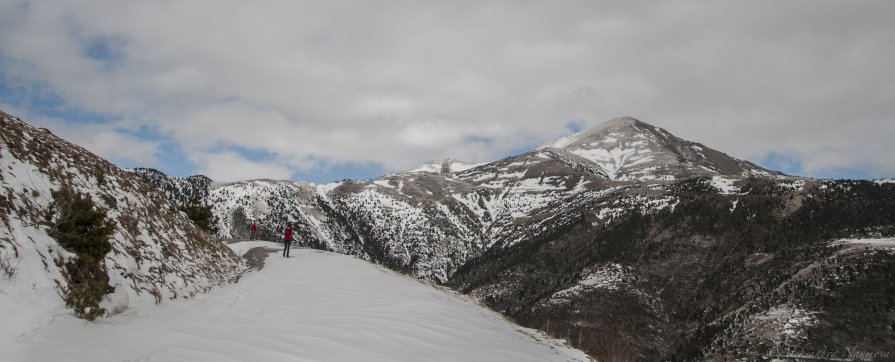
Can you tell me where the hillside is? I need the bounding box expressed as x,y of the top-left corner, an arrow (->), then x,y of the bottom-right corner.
0,110 -> 244,335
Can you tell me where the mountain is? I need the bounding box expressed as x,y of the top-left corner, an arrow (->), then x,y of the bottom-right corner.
136,117 -> 895,360
0,110 -> 244,336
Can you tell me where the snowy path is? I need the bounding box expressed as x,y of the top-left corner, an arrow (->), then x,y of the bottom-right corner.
1,242 -> 589,361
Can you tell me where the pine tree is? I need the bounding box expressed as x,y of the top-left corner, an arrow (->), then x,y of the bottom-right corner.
46,186 -> 115,320
180,195 -> 219,234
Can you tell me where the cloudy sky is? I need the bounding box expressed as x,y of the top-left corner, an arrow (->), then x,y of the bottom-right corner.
1,1 -> 893,182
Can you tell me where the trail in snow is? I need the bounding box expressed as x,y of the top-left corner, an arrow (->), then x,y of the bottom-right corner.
1,242 -> 589,362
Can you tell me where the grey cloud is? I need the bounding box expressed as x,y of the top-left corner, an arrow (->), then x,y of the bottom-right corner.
1,0 -> 893,178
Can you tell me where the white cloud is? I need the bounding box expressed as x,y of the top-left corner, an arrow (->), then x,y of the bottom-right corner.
1,1 -> 893,179
190,151 -> 294,182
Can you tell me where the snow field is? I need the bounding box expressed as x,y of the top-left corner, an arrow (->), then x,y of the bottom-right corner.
1,241 -> 589,362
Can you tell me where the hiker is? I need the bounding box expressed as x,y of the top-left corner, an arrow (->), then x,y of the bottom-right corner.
283,224 -> 294,257
249,222 -> 257,240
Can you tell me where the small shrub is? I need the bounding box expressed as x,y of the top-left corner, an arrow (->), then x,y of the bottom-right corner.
1,254 -> 18,278
46,186 -> 115,320
100,194 -> 117,209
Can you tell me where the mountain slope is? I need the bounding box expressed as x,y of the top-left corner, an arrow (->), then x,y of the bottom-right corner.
126,167 -> 212,206
0,242 -> 590,362
0,110 -> 244,333
447,177 -> 895,360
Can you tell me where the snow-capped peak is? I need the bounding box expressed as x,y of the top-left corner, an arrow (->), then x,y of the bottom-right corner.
540,116 -> 644,150
539,117 -> 775,180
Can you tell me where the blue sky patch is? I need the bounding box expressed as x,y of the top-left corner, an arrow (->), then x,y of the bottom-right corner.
463,135 -> 494,145
757,152 -> 873,180
0,71 -> 117,124
83,36 -> 126,70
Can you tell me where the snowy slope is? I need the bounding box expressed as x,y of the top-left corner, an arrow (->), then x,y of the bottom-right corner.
0,242 -> 590,362
210,176 -> 490,282
0,111 -> 243,327
208,179 -> 333,242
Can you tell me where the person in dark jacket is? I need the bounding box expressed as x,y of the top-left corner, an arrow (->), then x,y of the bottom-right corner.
283,224 -> 293,257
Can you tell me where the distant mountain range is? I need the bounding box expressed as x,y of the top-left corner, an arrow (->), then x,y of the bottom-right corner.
4,107 -> 891,361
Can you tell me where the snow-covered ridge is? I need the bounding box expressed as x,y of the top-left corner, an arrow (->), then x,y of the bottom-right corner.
405,158 -> 483,175
1,243 -> 589,362
830,237 -> 895,247
539,117 -> 643,149
0,111 -> 243,330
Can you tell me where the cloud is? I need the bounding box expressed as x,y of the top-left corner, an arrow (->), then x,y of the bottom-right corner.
190,151 -> 294,183
1,0 -> 893,180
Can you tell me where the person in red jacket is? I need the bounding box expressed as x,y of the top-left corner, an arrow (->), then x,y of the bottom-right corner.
249,222 -> 257,240
283,224 -> 294,258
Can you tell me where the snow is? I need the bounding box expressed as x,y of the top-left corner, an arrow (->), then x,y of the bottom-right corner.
552,263 -> 633,294
777,179 -> 806,192
372,179 -> 395,189
569,145 -> 654,181
315,181 -> 342,197
710,176 -> 741,195
408,161 -> 444,174
448,160 -> 482,173
594,193 -> 677,221
543,263 -> 659,311
754,305 -> 818,342
538,117 -> 640,150
830,237 -> 895,247
1,242 -> 589,362
406,159 -> 482,175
